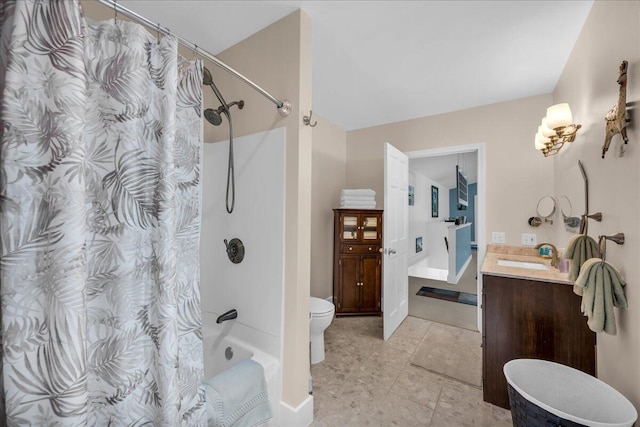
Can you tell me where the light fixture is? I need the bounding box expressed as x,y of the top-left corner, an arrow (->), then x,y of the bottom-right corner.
534,103 -> 582,157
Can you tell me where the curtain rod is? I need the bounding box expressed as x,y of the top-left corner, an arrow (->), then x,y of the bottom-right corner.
95,0 -> 292,117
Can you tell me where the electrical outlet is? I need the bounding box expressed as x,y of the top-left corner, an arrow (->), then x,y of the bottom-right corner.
492,232 -> 506,244
522,233 -> 537,246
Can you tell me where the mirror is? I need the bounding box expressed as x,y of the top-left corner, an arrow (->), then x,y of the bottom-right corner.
559,195 -> 572,218
559,195 -> 581,230
537,196 -> 556,220
556,161 -> 587,233
527,196 -> 555,227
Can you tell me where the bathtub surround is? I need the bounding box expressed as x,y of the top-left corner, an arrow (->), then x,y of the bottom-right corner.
201,128 -> 285,424
0,1 -> 205,423
209,12 -> 314,418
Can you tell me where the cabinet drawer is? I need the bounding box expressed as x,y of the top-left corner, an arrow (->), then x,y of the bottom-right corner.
341,244 -> 379,254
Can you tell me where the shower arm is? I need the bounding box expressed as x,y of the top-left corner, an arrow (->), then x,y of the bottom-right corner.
97,0 -> 292,117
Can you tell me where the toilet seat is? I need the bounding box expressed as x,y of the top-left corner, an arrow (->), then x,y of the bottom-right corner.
310,297 -> 334,316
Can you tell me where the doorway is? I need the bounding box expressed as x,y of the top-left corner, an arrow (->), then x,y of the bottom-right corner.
404,144 -> 485,331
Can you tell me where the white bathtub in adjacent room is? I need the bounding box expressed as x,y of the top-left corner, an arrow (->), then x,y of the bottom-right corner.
408,257 -> 448,281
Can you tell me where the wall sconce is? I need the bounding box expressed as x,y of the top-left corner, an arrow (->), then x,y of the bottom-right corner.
534,103 -> 582,157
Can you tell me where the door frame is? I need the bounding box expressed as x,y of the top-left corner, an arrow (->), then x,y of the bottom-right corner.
404,143 -> 486,331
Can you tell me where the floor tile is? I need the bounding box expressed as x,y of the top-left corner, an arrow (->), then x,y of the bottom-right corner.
312,315 -> 511,427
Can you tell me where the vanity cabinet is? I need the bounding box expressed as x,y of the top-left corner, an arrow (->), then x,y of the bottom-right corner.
333,209 -> 383,316
482,274 -> 596,409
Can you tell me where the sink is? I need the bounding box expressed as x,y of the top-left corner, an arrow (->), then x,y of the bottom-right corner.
497,259 -> 548,270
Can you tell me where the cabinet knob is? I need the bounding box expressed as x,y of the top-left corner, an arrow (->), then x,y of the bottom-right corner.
349,246 -> 353,251
368,247 -> 372,251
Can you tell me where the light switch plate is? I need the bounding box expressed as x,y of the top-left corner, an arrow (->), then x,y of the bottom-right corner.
522,233 -> 537,246
492,232 -> 506,244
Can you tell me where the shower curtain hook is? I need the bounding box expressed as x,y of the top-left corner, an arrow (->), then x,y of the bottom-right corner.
194,44 -> 198,61
113,0 -> 118,24
157,22 -> 161,42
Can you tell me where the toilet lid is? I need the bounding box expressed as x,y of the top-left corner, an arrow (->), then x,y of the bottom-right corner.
310,297 -> 334,315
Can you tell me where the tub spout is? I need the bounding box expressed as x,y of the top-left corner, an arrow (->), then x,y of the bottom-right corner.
216,309 -> 238,324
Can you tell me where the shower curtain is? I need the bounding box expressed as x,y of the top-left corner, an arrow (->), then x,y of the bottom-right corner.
0,1 -> 205,424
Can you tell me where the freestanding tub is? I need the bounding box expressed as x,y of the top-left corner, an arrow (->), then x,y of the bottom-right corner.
504,359 -> 637,427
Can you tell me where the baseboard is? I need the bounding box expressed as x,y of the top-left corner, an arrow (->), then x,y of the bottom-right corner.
280,395 -> 314,427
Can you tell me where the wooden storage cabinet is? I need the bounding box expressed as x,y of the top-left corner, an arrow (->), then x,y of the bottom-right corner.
333,209 -> 383,316
482,274 -> 596,409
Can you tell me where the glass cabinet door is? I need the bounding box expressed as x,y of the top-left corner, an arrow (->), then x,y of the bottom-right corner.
342,216 -> 358,240
362,216 -> 379,240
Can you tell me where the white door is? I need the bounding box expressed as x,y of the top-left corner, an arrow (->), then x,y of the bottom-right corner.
383,142 -> 409,340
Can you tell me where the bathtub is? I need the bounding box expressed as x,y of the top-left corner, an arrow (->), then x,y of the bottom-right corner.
203,325 -> 281,426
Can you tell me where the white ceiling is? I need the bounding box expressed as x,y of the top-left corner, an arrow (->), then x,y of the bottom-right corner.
119,1 -> 594,131
410,152 -> 477,190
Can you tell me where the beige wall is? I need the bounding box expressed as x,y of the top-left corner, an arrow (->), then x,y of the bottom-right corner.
211,11 -> 313,408
310,115 -> 348,299
552,0 -> 640,408
346,94 -> 558,248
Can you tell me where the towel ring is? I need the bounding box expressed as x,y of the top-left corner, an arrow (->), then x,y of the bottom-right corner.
598,232 -> 625,265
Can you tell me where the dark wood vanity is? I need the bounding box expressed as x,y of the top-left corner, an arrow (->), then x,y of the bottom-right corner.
481,252 -> 596,410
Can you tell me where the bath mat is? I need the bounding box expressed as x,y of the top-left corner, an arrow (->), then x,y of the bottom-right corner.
410,322 -> 482,388
416,286 -> 477,306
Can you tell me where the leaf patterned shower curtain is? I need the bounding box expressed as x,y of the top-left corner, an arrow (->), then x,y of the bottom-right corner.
0,1 -> 206,424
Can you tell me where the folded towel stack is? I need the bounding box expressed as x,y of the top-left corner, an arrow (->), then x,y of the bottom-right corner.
564,234 -> 600,286
340,189 -> 376,209
204,359 -> 272,427
574,258 -> 628,335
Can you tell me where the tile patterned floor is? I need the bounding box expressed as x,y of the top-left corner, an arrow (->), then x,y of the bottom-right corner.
310,316 -> 512,427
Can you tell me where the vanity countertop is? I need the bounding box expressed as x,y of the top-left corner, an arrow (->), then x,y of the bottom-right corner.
481,245 -> 572,285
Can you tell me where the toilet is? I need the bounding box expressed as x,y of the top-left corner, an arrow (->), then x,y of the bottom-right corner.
309,297 -> 335,364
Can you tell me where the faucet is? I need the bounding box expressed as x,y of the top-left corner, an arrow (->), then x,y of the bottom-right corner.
534,243 -> 559,268
216,309 -> 238,324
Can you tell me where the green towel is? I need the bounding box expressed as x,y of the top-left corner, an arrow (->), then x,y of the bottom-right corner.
564,234 -> 600,288
574,258 -> 628,335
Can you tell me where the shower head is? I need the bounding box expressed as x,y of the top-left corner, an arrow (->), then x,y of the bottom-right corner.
204,108 -> 222,126
202,66 -> 245,126
203,101 -> 245,126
